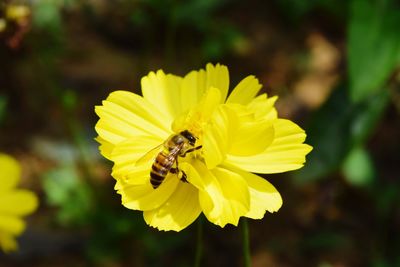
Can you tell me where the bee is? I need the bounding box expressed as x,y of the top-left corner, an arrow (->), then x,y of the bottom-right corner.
137,130 -> 202,189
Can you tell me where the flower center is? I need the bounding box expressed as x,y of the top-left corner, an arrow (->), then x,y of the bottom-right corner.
172,87 -> 221,145
173,111 -> 205,149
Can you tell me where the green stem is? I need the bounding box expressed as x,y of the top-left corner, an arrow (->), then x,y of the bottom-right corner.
242,218 -> 251,267
194,217 -> 203,267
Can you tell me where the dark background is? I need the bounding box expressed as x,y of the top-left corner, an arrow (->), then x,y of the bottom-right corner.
0,0 -> 399,266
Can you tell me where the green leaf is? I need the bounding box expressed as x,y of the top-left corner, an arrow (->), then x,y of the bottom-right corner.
293,86 -> 352,183
348,0 -> 400,102
342,146 -> 375,186
349,88 -> 389,146
301,230 -> 350,251
42,165 -> 93,225
276,0 -> 348,22
61,89 -> 77,111
174,0 -> 226,26
293,84 -> 388,183
32,0 -> 62,33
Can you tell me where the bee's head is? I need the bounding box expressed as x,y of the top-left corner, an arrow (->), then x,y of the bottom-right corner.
180,130 -> 196,146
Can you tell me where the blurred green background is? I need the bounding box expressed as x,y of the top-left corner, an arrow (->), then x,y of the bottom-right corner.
0,0 -> 399,266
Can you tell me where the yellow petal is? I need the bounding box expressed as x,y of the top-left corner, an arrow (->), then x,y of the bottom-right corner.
0,231 -> 18,252
179,63 -> 229,112
205,63 -> 230,102
95,136 -> 114,160
202,105 -> 235,168
143,182 -> 201,231
226,75 -> 262,104
228,118 -> 274,156
111,135 -> 164,181
225,119 -> 313,173
0,154 -> 20,193
172,87 -> 221,137
116,173 -> 179,211
180,69 -> 207,112
0,215 -> 25,235
106,90 -> 170,132
95,90 -> 170,146
181,161 -> 250,227
0,190 -> 38,216
195,87 -> 222,122
247,94 -> 278,121
141,70 -> 183,120
225,103 -> 255,123
212,103 -> 275,157
226,167 -> 282,219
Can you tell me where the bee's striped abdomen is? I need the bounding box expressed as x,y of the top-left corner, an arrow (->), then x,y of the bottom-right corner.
150,149 -> 177,189
150,172 -> 164,188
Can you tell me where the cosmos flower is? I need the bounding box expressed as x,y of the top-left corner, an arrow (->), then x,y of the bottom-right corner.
0,153 -> 38,252
95,63 -> 312,231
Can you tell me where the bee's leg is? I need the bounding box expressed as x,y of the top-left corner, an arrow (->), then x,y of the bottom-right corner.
180,171 -> 188,183
173,159 -> 188,183
181,145 -> 202,157
170,167 -> 185,181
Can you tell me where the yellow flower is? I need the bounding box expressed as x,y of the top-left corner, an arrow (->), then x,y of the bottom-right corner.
0,19 -> 6,33
95,63 -> 312,231
0,153 -> 38,252
6,5 -> 30,23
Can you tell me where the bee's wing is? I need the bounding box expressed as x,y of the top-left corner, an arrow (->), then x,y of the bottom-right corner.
135,144 -> 164,167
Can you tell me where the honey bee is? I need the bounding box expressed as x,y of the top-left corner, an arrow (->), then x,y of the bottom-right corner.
137,130 -> 202,189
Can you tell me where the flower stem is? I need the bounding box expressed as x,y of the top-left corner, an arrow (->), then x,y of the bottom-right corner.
194,216 -> 203,267
242,218 -> 251,267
